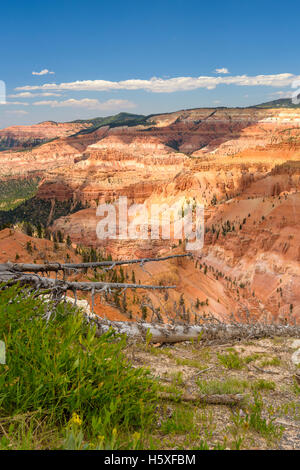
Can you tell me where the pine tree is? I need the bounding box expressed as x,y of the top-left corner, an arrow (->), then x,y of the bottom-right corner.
57,230 -> 64,243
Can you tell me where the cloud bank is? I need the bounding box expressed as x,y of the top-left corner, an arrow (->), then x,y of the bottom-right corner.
9,92 -> 62,98
16,73 -> 300,94
1,101 -> 29,106
32,98 -> 136,110
5,110 -> 28,115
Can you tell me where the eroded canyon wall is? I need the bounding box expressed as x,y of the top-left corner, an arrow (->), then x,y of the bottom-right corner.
1,106 -> 300,322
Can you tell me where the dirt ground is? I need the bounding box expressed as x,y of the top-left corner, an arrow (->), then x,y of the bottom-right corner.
125,336 -> 300,450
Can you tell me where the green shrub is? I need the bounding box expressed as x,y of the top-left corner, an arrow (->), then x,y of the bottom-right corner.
0,286 -> 156,436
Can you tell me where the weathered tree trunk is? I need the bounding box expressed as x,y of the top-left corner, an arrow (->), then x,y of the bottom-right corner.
94,318 -> 300,343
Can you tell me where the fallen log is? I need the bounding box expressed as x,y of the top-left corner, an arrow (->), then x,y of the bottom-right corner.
94,319 -> 300,343
159,391 -> 246,407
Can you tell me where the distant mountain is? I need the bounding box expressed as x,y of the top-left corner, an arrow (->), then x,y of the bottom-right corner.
253,97 -> 300,108
70,112 -> 149,135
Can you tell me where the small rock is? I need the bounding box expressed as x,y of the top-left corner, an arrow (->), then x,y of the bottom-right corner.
291,349 -> 300,366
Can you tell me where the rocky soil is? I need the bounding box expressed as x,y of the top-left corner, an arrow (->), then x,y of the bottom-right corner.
125,335 -> 300,450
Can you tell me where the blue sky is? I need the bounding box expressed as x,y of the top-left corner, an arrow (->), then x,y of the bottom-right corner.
1,0 -> 300,127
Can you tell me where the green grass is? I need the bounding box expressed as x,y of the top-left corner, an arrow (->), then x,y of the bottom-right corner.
148,346 -> 207,370
197,377 -> 249,395
231,392 -> 283,441
251,379 -> 276,392
174,357 -> 207,370
245,393 -> 283,439
161,407 -> 194,435
0,285 -> 157,449
259,357 -> 281,368
217,351 -> 245,369
293,378 -> 300,396
243,353 -> 262,364
197,377 -> 275,395
217,350 -> 269,370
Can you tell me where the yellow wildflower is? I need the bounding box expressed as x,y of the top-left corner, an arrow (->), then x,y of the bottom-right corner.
70,412 -> 82,426
132,432 -> 141,442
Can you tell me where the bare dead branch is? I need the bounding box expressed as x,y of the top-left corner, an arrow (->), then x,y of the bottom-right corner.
0,270 -> 176,293
3,253 -> 191,274
252,364 -> 280,375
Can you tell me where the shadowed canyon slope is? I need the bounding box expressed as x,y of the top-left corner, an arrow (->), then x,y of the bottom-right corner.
1,104 -> 300,323
0,120 -> 94,150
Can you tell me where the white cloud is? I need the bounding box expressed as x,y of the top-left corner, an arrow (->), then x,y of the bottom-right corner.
32,98 -> 136,110
0,101 -> 29,106
8,92 -> 61,98
32,69 -> 55,76
16,73 -> 300,93
269,90 -> 293,98
215,68 -> 230,74
5,110 -> 28,115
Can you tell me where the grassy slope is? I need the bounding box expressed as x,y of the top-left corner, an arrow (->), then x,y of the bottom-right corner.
0,286 -> 299,450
